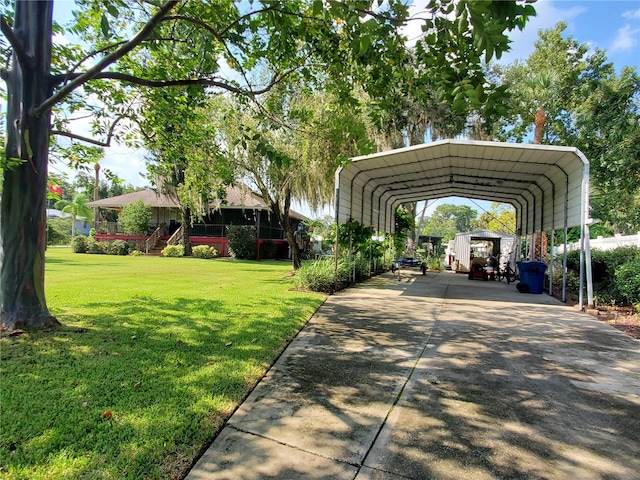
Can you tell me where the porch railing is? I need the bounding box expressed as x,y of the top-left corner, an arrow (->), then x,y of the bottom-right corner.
95,221 -> 121,234
94,221 -> 287,242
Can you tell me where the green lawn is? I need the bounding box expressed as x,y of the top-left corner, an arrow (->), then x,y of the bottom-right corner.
0,248 -> 324,480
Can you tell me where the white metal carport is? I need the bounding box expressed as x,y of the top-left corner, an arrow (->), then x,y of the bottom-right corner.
335,139 -> 593,307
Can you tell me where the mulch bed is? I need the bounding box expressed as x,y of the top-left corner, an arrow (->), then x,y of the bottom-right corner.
551,291 -> 640,340
611,323 -> 640,339
595,309 -> 640,340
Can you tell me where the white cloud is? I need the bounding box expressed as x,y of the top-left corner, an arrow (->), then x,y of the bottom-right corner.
622,9 -> 640,20
610,24 -> 640,52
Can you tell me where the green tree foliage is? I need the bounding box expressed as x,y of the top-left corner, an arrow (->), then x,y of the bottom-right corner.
141,86 -> 233,256
472,202 -> 516,233
394,206 -> 416,255
497,23 -> 640,233
47,172 -> 73,206
46,218 -> 72,245
217,86 -> 373,269
119,200 -> 151,235
339,218 -> 375,255
574,68 -> 640,233
0,0 -> 535,327
54,193 -> 93,237
421,204 -> 477,242
96,178 -> 137,200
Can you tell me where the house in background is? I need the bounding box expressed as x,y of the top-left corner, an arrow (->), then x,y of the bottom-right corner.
46,208 -> 92,236
86,186 -> 307,258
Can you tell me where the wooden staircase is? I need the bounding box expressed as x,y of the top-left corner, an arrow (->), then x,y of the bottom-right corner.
147,239 -> 167,256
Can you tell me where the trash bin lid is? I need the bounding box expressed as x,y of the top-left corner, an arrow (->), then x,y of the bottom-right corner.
517,261 -> 547,272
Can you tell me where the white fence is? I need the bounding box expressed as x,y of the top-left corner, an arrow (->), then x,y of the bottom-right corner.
555,232 -> 640,254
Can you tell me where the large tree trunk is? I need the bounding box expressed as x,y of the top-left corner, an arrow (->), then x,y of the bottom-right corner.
181,207 -> 192,256
1,1 -> 59,329
269,191 -> 301,270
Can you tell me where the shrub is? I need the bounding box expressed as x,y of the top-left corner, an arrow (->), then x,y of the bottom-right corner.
107,240 -> 130,256
192,245 -> 219,259
89,227 -> 96,239
559,246 -> 640,306
261,239 -> 276,259
86,238 -> 106,254
47,218 -> 72,245
295,257 -> 349,293
162,245 -> 184,257
120,200 -> 152,235
615,259 -> 640,310
130,249 -> 144,257
427,256 -> 443,271
70,235 -> 88,253
351,253 -> 371,282
227,225 -> 257,259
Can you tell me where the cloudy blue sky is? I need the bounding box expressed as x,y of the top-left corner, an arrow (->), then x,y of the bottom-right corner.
49,0 -> 640,217
499,0 -> 639,70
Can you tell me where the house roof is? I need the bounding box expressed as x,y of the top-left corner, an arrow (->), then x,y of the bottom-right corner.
87,186 -> 307,220
335,139 -> 590,235
46,208 -> 87,221
86,189 -> 178,208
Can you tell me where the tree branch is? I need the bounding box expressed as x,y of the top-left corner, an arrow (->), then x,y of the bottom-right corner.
218,6 -> 272,37
51,116 -> 123,147
33,0 -> 180,118
161,14 -> 253,86
351,7 -> 406,26
51,130 -> 111,147
64,70 -> 290,97
0,14 -> 29,69
56,40 -> 128,87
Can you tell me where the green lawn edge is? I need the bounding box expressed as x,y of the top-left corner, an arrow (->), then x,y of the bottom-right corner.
0,248 -> 325,480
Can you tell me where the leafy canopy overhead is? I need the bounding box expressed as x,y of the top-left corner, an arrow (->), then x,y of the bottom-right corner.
1,0 -> 536,157
0,0 -> 535,328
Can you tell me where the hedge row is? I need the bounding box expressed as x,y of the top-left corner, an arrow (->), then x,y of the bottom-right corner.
71,236 -> 136,255
559,246 -> 640,311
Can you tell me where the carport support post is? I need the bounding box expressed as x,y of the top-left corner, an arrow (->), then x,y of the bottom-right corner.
562,172 -> 570,303
333,222 -> 339,293
349,235 -> 356,283
578,167 -> 594,308
549,230 -> 554,296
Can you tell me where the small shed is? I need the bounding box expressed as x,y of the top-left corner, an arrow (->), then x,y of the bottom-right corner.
453,230 -> 515,273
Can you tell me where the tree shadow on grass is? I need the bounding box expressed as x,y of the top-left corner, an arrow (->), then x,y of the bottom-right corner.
0,294 -> 319,479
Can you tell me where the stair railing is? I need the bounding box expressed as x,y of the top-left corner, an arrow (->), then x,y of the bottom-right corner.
145,226 -> 162,254
166,225 -> 184,246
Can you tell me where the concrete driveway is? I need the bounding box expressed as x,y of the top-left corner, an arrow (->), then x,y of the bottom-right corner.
186,269 -> 640,480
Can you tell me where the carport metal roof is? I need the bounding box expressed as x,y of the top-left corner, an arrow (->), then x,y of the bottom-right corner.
334,139 -> 593,307
335,139 -> 590,237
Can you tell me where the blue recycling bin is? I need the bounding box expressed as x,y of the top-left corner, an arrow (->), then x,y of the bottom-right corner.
517,261 -> 547,294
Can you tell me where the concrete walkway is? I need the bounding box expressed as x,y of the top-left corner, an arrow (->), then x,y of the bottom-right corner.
186,270 -> 640,480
